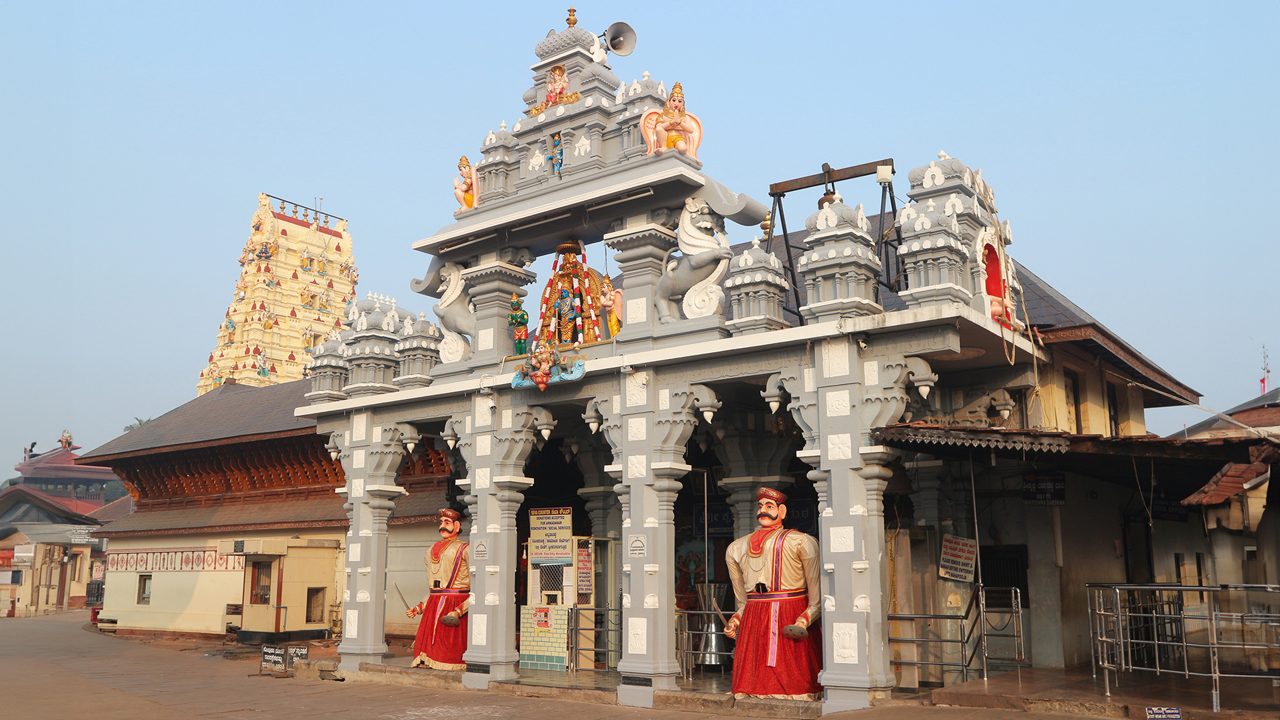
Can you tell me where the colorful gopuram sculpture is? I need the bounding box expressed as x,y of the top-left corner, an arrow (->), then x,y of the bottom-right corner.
724,487 -> 822,700
641,82 -> 703,160
599,275 -> 623,337
406,508 -> 470,670
534,242 -> 607,347
197,193 -> 356,395
454,155 -> 479,211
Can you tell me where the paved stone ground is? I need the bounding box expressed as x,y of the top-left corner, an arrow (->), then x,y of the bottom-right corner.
0,612 -> 1081,719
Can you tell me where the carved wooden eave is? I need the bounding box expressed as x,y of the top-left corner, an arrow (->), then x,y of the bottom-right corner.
1036,323 -> 1198,407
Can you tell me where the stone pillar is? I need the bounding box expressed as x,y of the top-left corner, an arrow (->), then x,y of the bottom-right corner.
599,375 -> 704,706
909,459 -> 946,530
575,430 -> 620,538
858,445 -> 900,690
454,401 -> 543,687
777,344 -> 928,712
332,416 -> 408,672
461,259 -> 536,369
603,223 -> 677,346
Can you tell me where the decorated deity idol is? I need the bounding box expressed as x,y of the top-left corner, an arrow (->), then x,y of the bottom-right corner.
454,155 -> 479,211
545,64 -> 569,106
508,293 -> 530,355
642,82 -> 703,160
724,487 -> 822,700
535,242 -> 607,347
600,275 -> 623,338
406,508 -> 470,670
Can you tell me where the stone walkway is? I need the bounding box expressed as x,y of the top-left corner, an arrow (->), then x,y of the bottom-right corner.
1,612 -> 1081,719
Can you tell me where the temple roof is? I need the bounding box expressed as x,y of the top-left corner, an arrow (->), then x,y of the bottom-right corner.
13,446 -> 117,482
94,484 -> 446,537
0,485 -> 102,525
79,381 -> 315,464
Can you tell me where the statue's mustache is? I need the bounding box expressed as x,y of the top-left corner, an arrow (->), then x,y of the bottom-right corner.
757,512 -> 778,520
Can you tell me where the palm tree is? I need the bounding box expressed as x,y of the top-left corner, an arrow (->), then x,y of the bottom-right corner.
122,417 -> 152,433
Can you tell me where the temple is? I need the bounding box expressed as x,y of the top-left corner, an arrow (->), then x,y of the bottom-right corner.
196,194 -> 357,395
77,9 -> 1276,715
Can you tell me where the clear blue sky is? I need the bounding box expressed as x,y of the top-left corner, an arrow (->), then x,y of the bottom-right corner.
2,1 -> 1276,460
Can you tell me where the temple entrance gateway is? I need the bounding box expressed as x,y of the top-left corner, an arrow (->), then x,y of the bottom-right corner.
298,8 -> 1093,713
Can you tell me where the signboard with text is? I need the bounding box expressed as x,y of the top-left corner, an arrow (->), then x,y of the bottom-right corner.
528,507 -> 573,564
939,534 -> 978,583
1023,472 -> 1066,506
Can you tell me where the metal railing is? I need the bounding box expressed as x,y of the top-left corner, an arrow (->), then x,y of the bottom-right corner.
1088,583 -> 1280,713
887,584 -> 1027,685
566,607 -> 622,673
675,609 -> 735,680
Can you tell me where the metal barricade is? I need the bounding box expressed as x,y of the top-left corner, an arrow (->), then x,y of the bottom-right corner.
887,584 -> 1028,685
1088,583 -> 1280,712
675,609 -> 735,680
565,606 -> 622,673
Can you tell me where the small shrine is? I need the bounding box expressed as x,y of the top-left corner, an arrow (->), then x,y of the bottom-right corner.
196,194 -> 357,395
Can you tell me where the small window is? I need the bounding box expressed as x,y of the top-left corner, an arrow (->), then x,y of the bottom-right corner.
71,553 -> 83,582
250,561 -> 272,605
137,574 -> 152,605
306,588 -> 325,623
1106,382 -> 1122,437
978,545 -> 1030,608
1063,370 -> 1083,434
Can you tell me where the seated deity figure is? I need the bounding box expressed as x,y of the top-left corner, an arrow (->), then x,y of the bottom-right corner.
725,487 -> 822,700
545,64 -> 569,106
641,82 -> 703,160
406,508 -> 470,670
453,155 -> 479,211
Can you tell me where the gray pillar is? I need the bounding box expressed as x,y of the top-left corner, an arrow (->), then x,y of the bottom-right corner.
603,223 -> 677,347
333,417 -> 408,672
600,377 -> 704,707
462,260 -> 536,369
455,402 -> 541,687
778,345 -> 923,712
858,446 -> 899,689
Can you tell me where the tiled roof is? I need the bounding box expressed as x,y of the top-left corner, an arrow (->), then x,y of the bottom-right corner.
1180,388 -> 1280,438
95,486 -> 447,537
0,485 -> 101,524
87,495 -> 134,523
1182,464 -> 1270,506
80,380 -> 315,462
13,447 -> 117,481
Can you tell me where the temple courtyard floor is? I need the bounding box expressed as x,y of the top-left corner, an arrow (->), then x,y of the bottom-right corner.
0,611 -> 1267,719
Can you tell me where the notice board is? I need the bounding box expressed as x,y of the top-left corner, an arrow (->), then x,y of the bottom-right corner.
939,534 -> 978,583
528,507 -> 573,564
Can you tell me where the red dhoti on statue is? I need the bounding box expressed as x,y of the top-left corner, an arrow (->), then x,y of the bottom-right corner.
730,589 -> 823,699
411,589 -> 468,670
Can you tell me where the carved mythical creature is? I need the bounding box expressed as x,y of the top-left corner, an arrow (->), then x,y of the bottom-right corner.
641,82 -> 703,160
411,256 -> 475,363
654,197 -> 733,323
454,155 -> 479,211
